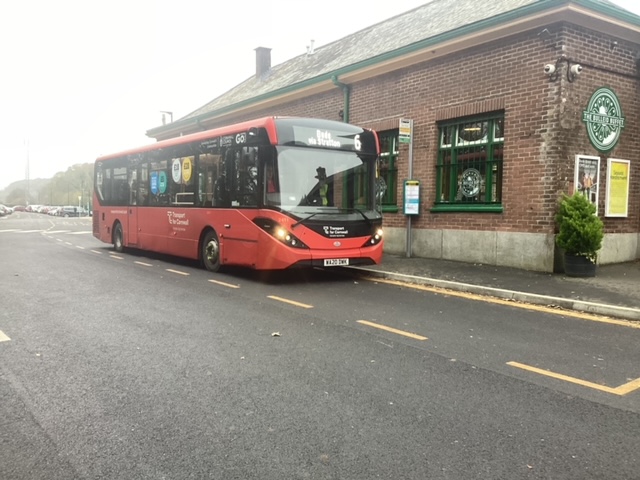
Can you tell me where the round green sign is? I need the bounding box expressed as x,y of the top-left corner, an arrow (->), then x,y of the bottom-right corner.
582,87 -> 625,152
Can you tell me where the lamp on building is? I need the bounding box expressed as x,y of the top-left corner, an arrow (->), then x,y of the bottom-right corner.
568,63 -> 582,82
544,57 -> 583,83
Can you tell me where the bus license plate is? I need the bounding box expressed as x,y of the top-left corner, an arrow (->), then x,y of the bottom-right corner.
324,258 -> 349,266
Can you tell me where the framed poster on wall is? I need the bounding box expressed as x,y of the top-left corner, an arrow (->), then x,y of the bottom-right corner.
605,158 -> 630,217
574,155 -> 600,215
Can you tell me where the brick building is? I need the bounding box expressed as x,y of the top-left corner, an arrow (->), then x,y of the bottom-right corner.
147,0 -> 640,272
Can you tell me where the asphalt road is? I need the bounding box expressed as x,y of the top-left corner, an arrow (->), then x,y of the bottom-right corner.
1,213 -> 639,479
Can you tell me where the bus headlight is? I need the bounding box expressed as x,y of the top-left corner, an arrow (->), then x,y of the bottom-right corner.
274,226 -> 307,248
362,227 -> 383,247
255,218 -> 309,249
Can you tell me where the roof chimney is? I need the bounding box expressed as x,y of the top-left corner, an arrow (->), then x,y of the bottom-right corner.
306,39 -> 315,55
255,47 -> 271,79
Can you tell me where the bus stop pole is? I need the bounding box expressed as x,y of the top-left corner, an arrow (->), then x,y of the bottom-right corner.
405,120 -> 414,258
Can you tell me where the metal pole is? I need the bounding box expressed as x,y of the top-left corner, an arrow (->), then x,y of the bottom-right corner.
406,120 -> 414,258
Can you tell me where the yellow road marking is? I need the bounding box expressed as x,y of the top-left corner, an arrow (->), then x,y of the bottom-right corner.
135,261 -> 153,267
357,320 -> 428,340
267,296 -> 313,309
507,361 -> 640,396
208,279 -> 240,289
364,276 -> 640,329
166,269 -> 189,276
0,330 -> 10,342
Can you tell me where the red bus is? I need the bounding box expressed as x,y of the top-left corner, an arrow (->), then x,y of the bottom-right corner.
93,117 -> 384,271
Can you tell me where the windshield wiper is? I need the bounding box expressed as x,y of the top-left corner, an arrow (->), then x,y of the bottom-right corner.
347,208 -> 371,226
291,213 -> 319,229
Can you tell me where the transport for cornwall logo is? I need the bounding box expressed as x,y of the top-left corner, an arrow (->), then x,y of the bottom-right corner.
582,87 -> 624,152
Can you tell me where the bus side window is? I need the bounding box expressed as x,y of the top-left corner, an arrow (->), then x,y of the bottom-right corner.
213,174 -> 230,207
213,151 -> 232,207
128,167 -> 137,205
113,167 -> 128,206
237,147 -> 258,206
196,153 -> 218,207
138,164 -> 149,206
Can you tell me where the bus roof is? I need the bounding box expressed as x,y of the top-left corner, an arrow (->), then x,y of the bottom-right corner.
97,116 -> 280,161
96,116 -> 376,162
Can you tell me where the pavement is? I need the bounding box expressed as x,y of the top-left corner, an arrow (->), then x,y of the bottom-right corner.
346,254 -> 640,322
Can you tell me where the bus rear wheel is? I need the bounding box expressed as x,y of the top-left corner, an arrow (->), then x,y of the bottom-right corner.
113,223 -> 124,253
201,230 -> 221,272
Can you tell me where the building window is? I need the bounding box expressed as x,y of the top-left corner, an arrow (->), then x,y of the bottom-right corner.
434,114 -> 504,212
378,130 -> 399,212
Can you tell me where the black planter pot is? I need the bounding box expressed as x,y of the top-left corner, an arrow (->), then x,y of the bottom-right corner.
564,254 -> 597,277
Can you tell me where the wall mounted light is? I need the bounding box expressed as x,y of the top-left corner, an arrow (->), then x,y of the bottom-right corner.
544,56 -> 583,83
568,63 -> 583,81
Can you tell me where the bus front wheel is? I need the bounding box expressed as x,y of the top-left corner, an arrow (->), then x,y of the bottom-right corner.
113,223 -> 124,253
201,230 -> 221,272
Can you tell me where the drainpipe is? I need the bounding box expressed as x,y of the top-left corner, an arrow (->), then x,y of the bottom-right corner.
331,75 -> 350,123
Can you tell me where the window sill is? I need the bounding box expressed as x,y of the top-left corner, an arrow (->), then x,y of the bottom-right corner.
382,205 -> 399,213
430,204 -> 503,213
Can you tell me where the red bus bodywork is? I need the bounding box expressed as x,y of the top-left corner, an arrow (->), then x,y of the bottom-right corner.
93,117 -> 383,271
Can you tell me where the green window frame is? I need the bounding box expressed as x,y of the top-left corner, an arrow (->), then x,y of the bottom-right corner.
433,114 -> 504,213
378,130 -> 399,212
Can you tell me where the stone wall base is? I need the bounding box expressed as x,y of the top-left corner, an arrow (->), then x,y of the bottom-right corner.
382,228 -> 639,273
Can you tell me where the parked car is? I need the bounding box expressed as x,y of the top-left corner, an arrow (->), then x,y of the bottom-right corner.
59,206 -> 80,217
0,204 -> 13,216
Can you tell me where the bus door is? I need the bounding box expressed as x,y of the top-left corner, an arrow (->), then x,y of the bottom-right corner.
127,166 -> 139,246
219,147 -> 259,267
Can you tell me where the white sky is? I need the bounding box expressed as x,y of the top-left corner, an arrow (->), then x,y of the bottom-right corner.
1,0 -> 638,190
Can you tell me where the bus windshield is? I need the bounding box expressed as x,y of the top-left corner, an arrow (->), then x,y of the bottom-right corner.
266,146 -> 379,220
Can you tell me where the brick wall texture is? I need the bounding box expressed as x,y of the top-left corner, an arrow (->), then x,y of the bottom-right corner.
199,21 -> 640,239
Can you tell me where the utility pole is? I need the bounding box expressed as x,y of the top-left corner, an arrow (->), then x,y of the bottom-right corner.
25,139 -> 30,205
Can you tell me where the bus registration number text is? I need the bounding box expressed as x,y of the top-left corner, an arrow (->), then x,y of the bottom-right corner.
324,258 -> 349,266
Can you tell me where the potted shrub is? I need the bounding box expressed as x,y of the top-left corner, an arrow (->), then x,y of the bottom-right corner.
555,192 -> 604,277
